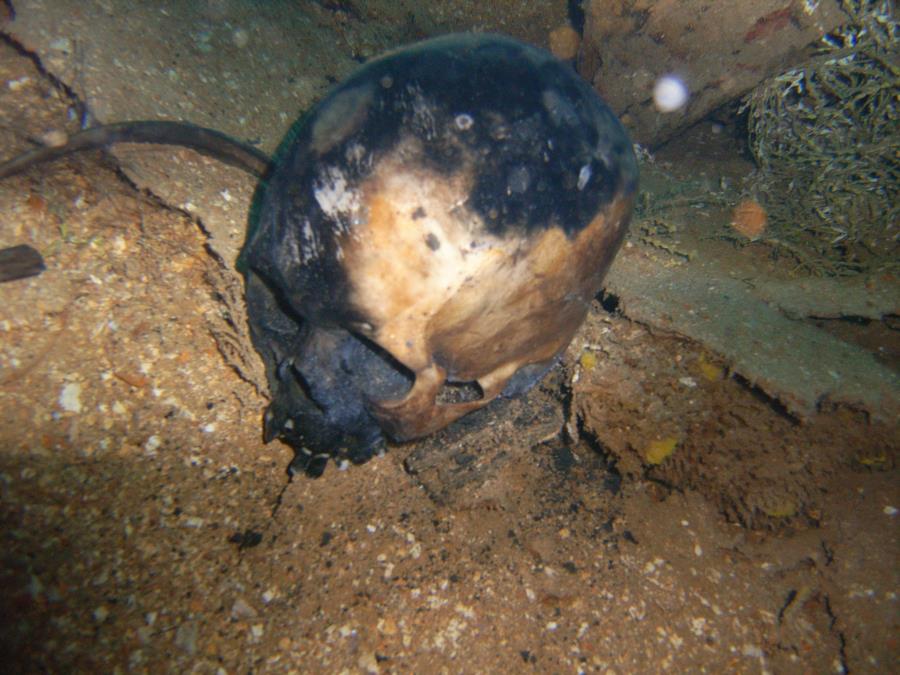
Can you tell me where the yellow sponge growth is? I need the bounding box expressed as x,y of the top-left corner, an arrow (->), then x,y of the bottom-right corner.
762,501 -> 797,518
645,437 -> 678,465
579,351 -> 598,371
697,354 -> 725,382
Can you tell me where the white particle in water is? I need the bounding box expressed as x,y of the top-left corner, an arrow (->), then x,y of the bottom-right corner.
653,75 -> 689,112
454,113 -> 474,131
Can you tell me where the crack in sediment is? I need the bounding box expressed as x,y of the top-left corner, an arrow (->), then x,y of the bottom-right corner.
0,30 -> 88,128
824,593 -> 850,674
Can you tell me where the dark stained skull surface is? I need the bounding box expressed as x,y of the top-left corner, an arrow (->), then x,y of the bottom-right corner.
239,33 -> 638,476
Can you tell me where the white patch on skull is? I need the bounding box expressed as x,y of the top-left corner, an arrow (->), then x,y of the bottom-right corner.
345,141 -> 369,168
346,159 -> 498,349
407,84 -> 437,140
299,218 -> 322,263
314,166 -> 361,232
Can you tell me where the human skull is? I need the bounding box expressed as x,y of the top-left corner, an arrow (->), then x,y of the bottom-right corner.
239,33 -> 638,476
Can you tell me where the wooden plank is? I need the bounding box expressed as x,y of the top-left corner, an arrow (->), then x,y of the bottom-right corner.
579,0 -> 847,146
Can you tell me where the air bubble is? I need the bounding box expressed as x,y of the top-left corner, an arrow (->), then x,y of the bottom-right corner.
653,75 -> 688,112
454,113 -> 474,131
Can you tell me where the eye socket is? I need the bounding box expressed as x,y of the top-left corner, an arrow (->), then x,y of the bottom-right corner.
346,330 -> 415,401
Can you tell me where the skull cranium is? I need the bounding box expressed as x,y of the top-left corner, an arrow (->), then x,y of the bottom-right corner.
239,33 -> 638,476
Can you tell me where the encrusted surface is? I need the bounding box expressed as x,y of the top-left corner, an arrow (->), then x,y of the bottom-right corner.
0,6 -> 897,673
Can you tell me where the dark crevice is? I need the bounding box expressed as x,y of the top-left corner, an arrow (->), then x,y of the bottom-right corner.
0,30 -> 89,128
596,290 -> 621,314
566,1 -> 585,34
823,594 -> 850,674
821,539 -> 835,566
808,313 -> 900,371
777,589 -> 798,625
884,313 -> 900,331
316,0 -> 360,18
730,372 -> 800,422
557,368 -> 576,446
644,474 -> 684,496
572,421 -> 623,496
812,314 -> 872,326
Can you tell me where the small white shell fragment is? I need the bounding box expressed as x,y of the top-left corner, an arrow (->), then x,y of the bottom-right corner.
59,382 -> 82,413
